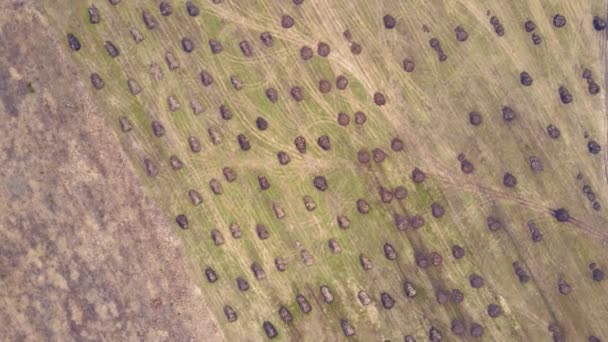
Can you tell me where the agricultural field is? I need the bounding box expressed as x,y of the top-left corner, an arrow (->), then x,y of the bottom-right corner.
1,0 -> 607,341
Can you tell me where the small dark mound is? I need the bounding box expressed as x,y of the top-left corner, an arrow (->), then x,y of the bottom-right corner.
317,42 -> 330,57
524,20 -> 536,32
383,14 -> 397,29
354,111 -> 367,125
313,176 -> 328,191
403,59 -> 415,72
487,304 -> 502,318
588,140 -> 601,154
593,16 -> 607,31
300,46 -> 313,60
336,75 -> 349,89
520,71 -> 533,86
546,124 -> 561,139
67,33 -> 81,51
553,208 -> 570,222
469,111 -> 482,126
391,138 -> 404,151
553,14 -> 567,28
374,92 -> 386,106
281,15 -> 295,28
455,26 -> 468,41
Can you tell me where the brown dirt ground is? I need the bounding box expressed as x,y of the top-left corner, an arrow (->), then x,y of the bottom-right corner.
0,2 -> 221,341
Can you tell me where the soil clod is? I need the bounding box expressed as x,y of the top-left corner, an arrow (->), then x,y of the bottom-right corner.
429,327 -> 443,342
319,79 -> 332,93
337,215 -> 350,229
67,33 -> 81,51
328,239 -> 341,254
239,40 -> 253,57
263,321 -> 278,339
119,116 -> 132,132
588,140 -> 601,154
188,136 -> 201,153
513,261 -> 530,283
224,305 -> 237,322
295,136 -> 307,153
469,273 -> 485,288
503,172 -> 517,188
520,71 -> 533,86
381,292 -> 395,309
159,2 -> 173,16
176,214 -> 188,229
251,262 -> 266,280
553,208 -> 570,222
200,70 -> 214,86
275,257 -> 287,272
354,111 -> 367,125
341,319 -> 356,337
337,112 -> 350,126
320,285 -> 334,303
277,151 -> 291,165
88,6 -> 100,24
412,167 -> 426,183
403,59 -> 415,72
260,32 -> 273,47
360,253 -> 373,270
188,190 -> 202,206
205,267 -> 218,283
525,20 -> 536,32
383,15 -> 397,29
266,88 -> 279,103
553,14 -> 567,28
209,39 -> 223,54
303,195 -> 316,211
142,10 -> 157,29
317,42 -> 331,57
358,290 -> 371,305
336,75 -> 349,89
451,289 -> 464,303
527,220 -> 543,242
168,96 -> 181,112
256,224 -> 270,240
236,277 -> 249,291
470,323 -> 484,338
237,134 -> 251,151
222,167 -> 237,182
487,304 -> 502,318
230,223 -> 242,239
452,245 -> 465,259
313,176 -> 328,191
547,124 -> 561,139
593,16 -> 607,31
502,106 -> 517,122
281,15 -> 295,28
186,1 -> 200,16
451,319 -> 466,336
374,92 -> 386,106
394,186 -> 408,200
211,229 -> 224,246
90,73 -> 104,90
455,26 -> 468,41
296,294 -> 312,313
165,156 -> 180,172
278,306 -> 293,323
404,281 -> 417,298
383,243 -> 397,260
558,86 -> 573,104
209,178 -> 223,195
